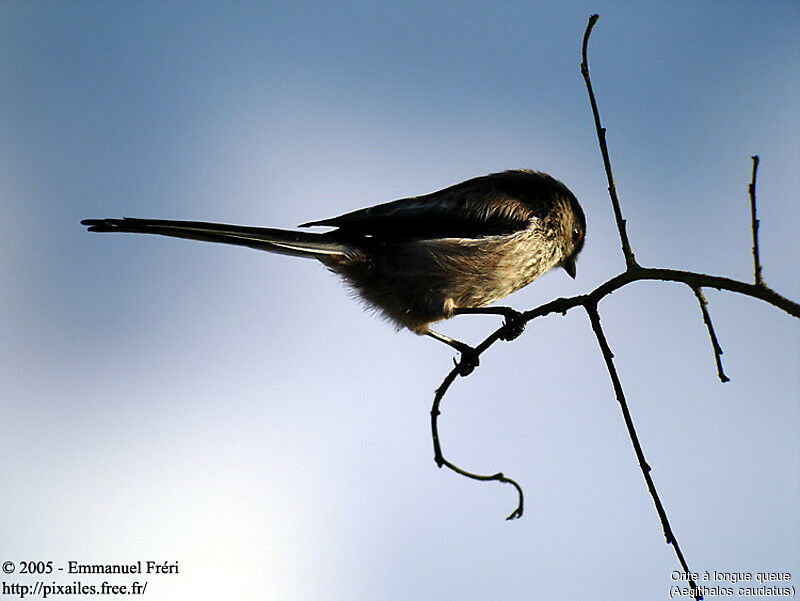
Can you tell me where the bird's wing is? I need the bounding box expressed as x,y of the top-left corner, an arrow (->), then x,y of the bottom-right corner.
300,172 -> 543,240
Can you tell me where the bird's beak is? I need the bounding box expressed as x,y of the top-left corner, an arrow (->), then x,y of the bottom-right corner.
562,257 -> 577,279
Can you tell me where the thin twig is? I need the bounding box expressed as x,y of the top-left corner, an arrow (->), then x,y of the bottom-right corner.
749,156 -> 763,286
581,14 -> 637,269
431,367 -> 524,520
691,286 -> 730,383
585,302 -> 703,601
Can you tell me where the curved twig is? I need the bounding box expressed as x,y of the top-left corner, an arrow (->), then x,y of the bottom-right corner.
431,333 -> 524,519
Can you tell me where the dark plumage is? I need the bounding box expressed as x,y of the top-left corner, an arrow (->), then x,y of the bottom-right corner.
82,170 -> 585,367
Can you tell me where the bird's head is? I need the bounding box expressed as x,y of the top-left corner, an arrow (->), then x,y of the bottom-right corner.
558,188 -> 586,279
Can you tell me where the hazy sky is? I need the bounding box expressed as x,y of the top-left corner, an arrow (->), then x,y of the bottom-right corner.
2,2 -> 798,600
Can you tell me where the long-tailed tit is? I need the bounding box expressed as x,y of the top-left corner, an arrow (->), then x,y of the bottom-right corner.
83,170 -> 585,373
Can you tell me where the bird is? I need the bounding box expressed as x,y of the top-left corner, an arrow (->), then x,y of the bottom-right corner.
82,169 -> 585,374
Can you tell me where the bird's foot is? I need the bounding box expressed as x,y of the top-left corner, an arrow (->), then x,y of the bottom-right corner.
426,329 -> 480,376
498,310 -> 526,341
453,348 -> 480,377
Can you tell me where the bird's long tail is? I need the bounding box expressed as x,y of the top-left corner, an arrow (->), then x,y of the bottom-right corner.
81,217 -> 350,259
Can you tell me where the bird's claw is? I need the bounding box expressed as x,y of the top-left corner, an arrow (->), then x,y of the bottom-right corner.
499,311 -> 526,341
454,349 -> 480,376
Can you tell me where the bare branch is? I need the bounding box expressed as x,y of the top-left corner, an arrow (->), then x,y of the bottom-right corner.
428,255 -> 797,522
427,12 -> 798,600
749,156 -> 764,286
581,14 -> 637,269
691,286 -> 730,383
428,222 -> 798,524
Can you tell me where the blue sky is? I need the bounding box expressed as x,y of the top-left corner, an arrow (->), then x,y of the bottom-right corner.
2,2 -> 798,600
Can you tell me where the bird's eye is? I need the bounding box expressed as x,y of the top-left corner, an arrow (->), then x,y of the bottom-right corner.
572,226 -> 583,244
